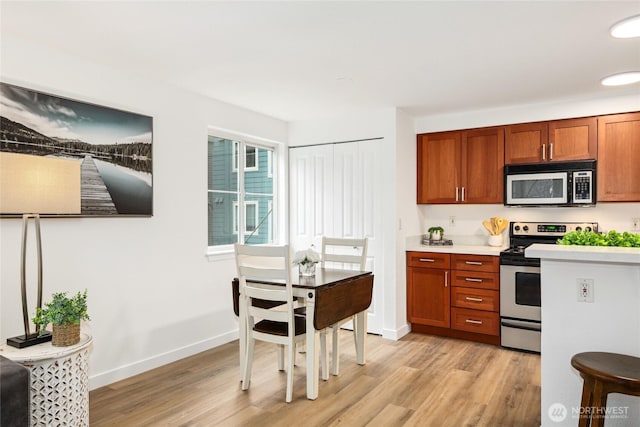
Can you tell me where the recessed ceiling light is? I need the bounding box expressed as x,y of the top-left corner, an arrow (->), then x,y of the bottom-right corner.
601,72 -> 640,86
610,15 -> 640,38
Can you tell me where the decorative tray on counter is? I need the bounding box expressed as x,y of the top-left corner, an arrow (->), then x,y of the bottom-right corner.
421,237 -> 453,246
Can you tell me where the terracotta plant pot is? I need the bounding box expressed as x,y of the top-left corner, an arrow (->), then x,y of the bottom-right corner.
52,323 -> 80,346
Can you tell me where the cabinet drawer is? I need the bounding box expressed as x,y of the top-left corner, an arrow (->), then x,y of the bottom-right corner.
451,287 -> 499,312
407,251 -> 450,269
451,307 -> 499,336
451,254 -> 498,273
451,271 -> 499,290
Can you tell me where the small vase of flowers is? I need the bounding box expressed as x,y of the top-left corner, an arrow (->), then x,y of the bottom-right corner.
292,248 -> 321,276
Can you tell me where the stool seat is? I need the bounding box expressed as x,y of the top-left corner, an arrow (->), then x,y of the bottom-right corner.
571,352 -> 640,427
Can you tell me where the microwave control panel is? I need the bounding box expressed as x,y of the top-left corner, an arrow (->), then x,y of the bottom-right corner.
572,170 -> 593,204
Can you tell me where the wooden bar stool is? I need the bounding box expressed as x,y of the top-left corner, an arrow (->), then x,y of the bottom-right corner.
570,352 -> 640,427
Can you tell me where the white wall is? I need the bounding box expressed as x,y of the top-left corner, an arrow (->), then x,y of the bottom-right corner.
414,95 -> 640,240
414,92 -> 640,133
393,109 -> 421,338
0,36 -> 287,389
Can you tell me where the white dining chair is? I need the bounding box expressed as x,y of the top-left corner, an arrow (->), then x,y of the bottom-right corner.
320,236 -> 368,376
234,244 -> 307,403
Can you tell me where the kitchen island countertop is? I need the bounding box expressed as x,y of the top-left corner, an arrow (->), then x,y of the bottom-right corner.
526,242 -> 640,265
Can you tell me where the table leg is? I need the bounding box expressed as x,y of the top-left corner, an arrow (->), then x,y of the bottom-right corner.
356,310 -> 367,365
305,293 -> 319,400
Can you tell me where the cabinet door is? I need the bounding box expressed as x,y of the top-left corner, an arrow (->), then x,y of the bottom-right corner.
407,267 -> 450,328
597,112 -> 640,202
461,127 -> 504,203
505,122 -> 548,165
417,132 -> 460,204
548,117 -> 597,162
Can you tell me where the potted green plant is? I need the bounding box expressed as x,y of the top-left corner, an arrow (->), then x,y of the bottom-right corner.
33,290 -> 89,346
427,226 -> 445,241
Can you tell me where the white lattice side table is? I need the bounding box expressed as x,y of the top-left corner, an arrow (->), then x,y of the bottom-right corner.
0,333 -> 93,427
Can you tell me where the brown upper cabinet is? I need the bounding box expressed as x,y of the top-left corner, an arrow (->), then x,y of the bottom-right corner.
505,117 -> 597,165
417,127 -> 504,204
597,112 -> 640,202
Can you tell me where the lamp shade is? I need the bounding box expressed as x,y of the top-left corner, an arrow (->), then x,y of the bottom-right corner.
0,152 -> 81,214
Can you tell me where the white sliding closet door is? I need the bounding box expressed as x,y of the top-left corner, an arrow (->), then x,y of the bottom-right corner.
289,140 -> 383,334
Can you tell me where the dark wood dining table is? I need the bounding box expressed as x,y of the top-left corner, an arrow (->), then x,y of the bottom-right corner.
232,268 -> 374,400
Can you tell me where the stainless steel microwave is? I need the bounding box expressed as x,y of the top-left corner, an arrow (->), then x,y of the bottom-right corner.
504,160 -> 596,207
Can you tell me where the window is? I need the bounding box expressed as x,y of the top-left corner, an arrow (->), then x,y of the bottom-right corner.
232,201 -> 258,233
232,143 -> 258,172
208,135 -> 276,248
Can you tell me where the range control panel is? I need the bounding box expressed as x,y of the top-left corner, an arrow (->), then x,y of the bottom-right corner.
510,222 -> 599,237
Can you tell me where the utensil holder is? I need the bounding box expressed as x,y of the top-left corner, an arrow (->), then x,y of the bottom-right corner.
488,235 -> 504,247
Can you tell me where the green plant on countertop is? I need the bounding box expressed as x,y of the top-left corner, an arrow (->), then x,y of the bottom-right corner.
427,226 -> 445,240
33,290 -> 90,335
557,230 -> 640,247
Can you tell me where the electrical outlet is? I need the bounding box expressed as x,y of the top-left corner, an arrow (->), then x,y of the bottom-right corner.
632,218 -> 640,231
576,278 -> 594,303
449,216 -> 456,227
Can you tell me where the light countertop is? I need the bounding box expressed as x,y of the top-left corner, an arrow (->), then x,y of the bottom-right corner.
405,235 -> 507,256
525,243 -> 640,265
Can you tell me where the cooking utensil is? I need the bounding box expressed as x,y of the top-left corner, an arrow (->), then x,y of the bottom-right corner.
483,220 -> 496,235
496,218 -> 509,235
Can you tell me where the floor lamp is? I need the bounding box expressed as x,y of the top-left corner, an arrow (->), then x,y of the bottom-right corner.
1,152 -> 81,348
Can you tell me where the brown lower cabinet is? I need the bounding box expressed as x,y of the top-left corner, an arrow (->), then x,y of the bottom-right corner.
407,251 -> 500,345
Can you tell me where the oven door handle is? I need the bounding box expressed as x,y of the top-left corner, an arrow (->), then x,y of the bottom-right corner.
501,319 -> 541,332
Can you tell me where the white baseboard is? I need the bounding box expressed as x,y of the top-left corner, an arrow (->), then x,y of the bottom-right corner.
88,330 -> 238,390
381,323 -> 411,341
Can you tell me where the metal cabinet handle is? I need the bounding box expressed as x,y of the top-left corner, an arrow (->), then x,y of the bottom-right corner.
461,187 -> 465,202
465,319 -> 483,325
419,258 -> 435,263
465,296 -> 483,302
455,187 -> 459,202
549,143 -> 554,160
542,143 -> 546,161
444,271 -> 448,288
465,261 -> 483,265
465,277 -> 483,282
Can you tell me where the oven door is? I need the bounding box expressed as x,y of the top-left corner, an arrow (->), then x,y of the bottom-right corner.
500,265 -> 541,321
505,171 -> 568,205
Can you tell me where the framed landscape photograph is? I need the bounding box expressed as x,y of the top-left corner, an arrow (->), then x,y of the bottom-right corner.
0,82 -> 153,217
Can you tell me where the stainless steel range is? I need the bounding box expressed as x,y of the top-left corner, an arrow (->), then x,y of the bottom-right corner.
499,221 -> 598,353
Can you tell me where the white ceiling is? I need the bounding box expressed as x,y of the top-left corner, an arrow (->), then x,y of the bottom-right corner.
1,1 -> 639,122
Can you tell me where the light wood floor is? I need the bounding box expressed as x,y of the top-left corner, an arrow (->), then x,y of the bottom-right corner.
90,332 -> 541,426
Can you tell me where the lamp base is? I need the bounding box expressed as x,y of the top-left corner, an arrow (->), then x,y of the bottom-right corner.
7,331 -> 52,348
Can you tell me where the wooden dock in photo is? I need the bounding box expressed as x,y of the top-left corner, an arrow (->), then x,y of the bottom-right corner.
81,155 -> 117,215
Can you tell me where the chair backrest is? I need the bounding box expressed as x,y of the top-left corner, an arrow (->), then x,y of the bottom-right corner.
321,237 -> 368,271
234,244 -> 293,326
